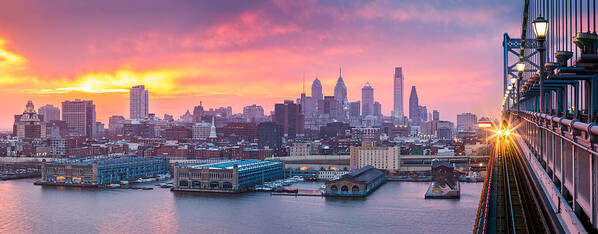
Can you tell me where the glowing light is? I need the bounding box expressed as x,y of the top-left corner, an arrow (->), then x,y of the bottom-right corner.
0,39 -> 26,68
478,122 -> 492,128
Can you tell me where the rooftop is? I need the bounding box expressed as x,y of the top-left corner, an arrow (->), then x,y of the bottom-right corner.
344,165 -> 385,184
185,159 -> 282,171
48,155 -> 166,166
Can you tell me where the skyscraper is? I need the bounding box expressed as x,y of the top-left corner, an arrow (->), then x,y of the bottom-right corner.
311,78 -> 323,102
273,100 -> 304,138
374,102 -> 382,117
433,110 -> 439,121
409,86 -> 419,124
38,104 -> 60,122
334,69 -> 348,107
13,101 -> 46,138
62,99 -> 96,138
130,85 -> 149,120
457,113 -> 478,132
322,96 -> 339,120
393,67 -> 404,118
362,82 -> 374,116
350,101 -> 360,118
419,105 -> 428,122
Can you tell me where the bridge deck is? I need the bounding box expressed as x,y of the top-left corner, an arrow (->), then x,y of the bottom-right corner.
475,135 -> 564,233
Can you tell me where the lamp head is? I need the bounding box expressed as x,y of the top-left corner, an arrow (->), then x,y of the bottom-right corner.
516,62 -> 525,73
532,17 -> 549,40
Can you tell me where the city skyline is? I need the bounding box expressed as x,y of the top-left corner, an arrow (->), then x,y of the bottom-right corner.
0,0 -> 520,130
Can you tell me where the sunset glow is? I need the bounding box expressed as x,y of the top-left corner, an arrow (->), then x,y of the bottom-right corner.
0,0 -> 521,129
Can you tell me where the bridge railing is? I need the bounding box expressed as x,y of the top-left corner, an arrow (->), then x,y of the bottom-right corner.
473,144 -> 496,234
511,110 -> 597,230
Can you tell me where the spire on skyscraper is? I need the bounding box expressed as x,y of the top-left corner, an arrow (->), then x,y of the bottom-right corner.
209,116 -> 217,139
409,85 -> 420,124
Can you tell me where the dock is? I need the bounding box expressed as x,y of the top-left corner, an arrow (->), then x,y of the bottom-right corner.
1,172 -> 41,180
424,181 -> 460,199
271,189 -> 323,197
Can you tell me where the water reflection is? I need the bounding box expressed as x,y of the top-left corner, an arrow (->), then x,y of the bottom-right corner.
0,180 -> 482,233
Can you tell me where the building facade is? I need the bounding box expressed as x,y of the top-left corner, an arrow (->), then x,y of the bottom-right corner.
393,67 -> 404,118
13,101 -> 46,139
39,156 -> 168,186
273,100 -> 304,138
258,122 -> 282,149
62,100 -> 96,138
433,110 -> 439,121
242,104 -> 265,122
311,78 -> 323,104
361,82 -> 374,116
38,104 -> 60,122
324,165 -> 386,197
130,85 -> 149,120
350,142 -> 400,171
192,122 -> 211,139
409,86 -> 420,124
457,113 -> 478,132
172,160 -> 283,193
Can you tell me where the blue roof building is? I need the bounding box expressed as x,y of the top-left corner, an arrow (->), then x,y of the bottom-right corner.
173,159 -> 283,193
38,155 -> 168,186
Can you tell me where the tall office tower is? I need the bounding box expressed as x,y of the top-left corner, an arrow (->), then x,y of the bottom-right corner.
350,101 -> 361,118
419,105 -> 428,122
130,85 -> 149,119
334,69 -> 348,108
38,104 -> 60,122
433,110 -> 439,121
62,99 -> 96,138
273,100 -> 304,138
311,78 -> 323,102
13,101 -> 46,138
362,82 -> 374,116
393,67 -> 404,118
374,102 -> 382,117
322,96 -> 339,119
258,121 -> 283,149
457,112 -> 478,132
301,94 -> 316,117
409,86 -> 420,124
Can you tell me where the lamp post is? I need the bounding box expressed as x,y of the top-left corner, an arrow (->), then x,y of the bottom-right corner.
533,17 -> 549,113
510,79 -> 516,113
507,86 -> 513,112
516,62 -> 525,113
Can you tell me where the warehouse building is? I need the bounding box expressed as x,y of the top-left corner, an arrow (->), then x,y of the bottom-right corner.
172,159 -> 283,193
324,165 -> 386,197
37,155 -> 168,187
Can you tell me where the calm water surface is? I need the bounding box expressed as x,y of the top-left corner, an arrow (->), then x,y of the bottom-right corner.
0,179 -> 481,234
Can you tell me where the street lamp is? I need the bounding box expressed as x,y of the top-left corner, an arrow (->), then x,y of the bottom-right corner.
533,17 -> 548,113
516,62 -> 525,113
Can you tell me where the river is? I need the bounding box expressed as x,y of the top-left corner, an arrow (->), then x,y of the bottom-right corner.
0,179 -> 481,234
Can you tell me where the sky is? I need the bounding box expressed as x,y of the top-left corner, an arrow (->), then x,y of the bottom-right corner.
0,0 -> 522,130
